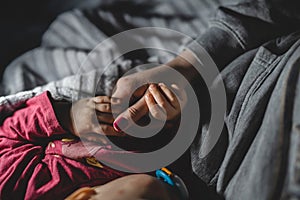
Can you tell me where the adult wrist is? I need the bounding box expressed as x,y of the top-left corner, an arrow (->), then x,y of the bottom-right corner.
167,50 -> 201,83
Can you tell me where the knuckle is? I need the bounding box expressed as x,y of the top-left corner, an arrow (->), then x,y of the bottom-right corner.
152,109 -> 165,120
128,107 -> 138,117
153,112 -> 163,120
152,111 -> 161,119
159,102 -> 167,108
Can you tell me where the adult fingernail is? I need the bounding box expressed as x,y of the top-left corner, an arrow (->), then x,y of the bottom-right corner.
113,117 -> 128,133
149,84 -> 156,91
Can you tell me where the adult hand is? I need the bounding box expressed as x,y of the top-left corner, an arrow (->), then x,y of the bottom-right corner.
111,50 -> 198,133
113,82 -> 186,133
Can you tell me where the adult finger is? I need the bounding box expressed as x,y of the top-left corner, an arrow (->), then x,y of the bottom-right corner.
148,84 -> 173,113
170,84 -> 187,106
158,83 -> 180,109
113,96 -> 149,133
112,80 -> 149,104
145,93 -> 166,121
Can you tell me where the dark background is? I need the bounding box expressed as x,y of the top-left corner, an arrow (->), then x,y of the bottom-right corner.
0,0 -> 104,78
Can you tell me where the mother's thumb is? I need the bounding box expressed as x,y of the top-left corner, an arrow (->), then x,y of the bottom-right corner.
113,97 -> 148,133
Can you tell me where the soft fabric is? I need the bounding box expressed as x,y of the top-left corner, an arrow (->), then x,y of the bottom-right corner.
0,92 -> 125,200
1,0 -> 300,199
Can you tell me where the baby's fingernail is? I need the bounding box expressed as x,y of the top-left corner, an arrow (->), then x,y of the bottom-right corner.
158,83 -> 164,87
93,97 -> 102,103
113,117 -> 128,133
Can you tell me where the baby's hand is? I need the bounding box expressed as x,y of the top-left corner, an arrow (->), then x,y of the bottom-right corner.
69,96 -> 123,140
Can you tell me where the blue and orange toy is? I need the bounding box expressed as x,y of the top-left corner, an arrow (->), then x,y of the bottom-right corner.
156,167 -> 189,200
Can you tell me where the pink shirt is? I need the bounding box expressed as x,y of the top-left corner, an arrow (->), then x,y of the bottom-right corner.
0,92 -> 125,200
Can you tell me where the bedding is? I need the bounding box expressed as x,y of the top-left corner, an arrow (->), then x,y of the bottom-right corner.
2,0 -> 300,199
0,0 -> 221,118
0,0 -> 221,198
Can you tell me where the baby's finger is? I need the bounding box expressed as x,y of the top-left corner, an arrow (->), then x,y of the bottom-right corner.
95,103 -> 111,113
145,93 -> 166,120
158,83 -> 179,109
93,96 -> 120,104
92,96 -> 111,103
171,84 -> 187,106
